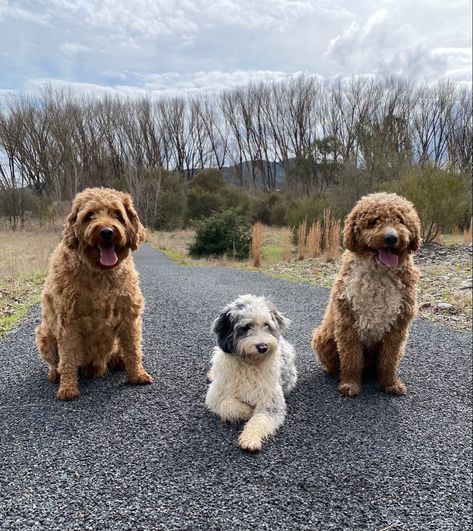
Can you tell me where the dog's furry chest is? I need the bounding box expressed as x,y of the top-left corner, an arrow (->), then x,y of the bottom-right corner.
215,352 -> 280,407
342,260 -> 404,345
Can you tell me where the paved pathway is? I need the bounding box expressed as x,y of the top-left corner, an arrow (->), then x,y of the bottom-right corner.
0,245 -> 471,530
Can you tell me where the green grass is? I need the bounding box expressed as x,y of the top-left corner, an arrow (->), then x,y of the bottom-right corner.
0,274 -> 44,338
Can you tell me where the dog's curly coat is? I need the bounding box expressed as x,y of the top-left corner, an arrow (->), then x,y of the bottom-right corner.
206,295 -> 297,452
35,187 -> 153,400
311,192 -> 421,397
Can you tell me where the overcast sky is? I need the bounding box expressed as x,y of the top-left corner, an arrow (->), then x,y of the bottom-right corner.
0,0 -> 471,96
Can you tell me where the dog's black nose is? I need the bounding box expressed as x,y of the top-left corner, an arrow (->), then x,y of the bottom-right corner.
256,343 -> 268,353
384,233 -> 398,246
100,227 -> 114,242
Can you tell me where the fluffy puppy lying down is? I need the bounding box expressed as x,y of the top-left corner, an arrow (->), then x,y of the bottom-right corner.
206,295 -> 297,452
312,192 -> 421,397
35,187 -> 153,400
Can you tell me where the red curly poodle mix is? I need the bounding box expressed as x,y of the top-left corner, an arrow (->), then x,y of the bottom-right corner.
312,192 -> 421,397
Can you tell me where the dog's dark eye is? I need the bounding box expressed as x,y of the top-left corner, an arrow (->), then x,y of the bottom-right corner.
368,218 -> 379,228
241,324 -> 251,332
84,212 -> 94,221
264,323 -> 271,329
113,211 -> 124,221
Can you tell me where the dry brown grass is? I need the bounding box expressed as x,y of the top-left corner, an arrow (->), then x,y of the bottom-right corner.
464,218 -> 472,245
251,222 -> 264,267
306,220 -> 322,258
322,209 -> 341,261
0,228 -> 60,336
0,230 -> 59,278
281,228 -> 293,262
296,219 -> 307,260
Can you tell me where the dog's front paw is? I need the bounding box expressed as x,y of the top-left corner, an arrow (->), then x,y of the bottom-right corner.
128,371 -> 154,385
57,386 -> 80,401
382,380 -> 406,395
238,432 -> 262,452
338,381 -> 361,397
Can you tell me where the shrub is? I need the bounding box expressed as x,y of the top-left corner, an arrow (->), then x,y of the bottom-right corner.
221,187 -> 254,216
189,208 -> 251,259
253,192 -> 289,226
287,194 -> 330,227
387,165 -> 472,242
154,175 -> 187,230
189,169 -> 226,193
185,188 -> 223,224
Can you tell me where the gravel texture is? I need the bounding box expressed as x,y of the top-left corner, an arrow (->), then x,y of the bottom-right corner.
0,244 -> 471,530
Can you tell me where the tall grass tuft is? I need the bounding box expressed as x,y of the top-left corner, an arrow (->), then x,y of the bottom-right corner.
324,218 -> 341,261
281,228 -> 293,262
464,218 -> 473,245
251,222 -> 264,267
297,219 -> 307,260
321,209 -> 341,261
306,220 -> 321,258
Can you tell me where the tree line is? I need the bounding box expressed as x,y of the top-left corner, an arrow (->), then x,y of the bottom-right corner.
0,75 -> 471,229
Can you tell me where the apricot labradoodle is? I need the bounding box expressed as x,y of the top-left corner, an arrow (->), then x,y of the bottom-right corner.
35,187 -> 153,400
312,192 -> 421,397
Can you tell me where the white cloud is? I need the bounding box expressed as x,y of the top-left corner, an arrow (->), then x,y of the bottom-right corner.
325,6 -> 470,82
0,0 -> 470,94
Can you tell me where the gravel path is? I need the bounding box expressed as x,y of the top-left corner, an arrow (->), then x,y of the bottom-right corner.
0,245 -> 471,530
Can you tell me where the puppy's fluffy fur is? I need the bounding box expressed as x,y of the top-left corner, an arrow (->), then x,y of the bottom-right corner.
206,295 -> 297,452
312,192 -> 421,397
35,187 -> 153,400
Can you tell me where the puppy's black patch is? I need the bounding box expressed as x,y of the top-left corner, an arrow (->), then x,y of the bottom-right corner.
212,310 -> 236,354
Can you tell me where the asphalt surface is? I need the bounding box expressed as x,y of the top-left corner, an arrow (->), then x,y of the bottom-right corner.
0,244 -> 471,531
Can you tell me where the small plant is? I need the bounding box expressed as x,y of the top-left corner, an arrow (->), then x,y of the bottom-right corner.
282,228 -> 293,262
464,218 -> 472,245
324,218 -> 341,261
306,220 -> 321,258
251,222 -> 264,267
189,208 -> 251,259
296,219 -> 307,260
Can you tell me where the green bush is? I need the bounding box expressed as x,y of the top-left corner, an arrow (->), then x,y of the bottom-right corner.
154,175 -> 187,230
253,192 -> 289,226
387,165 -> 472,241
286,194 -> 330,227
189,208 -> 251,259
221,187 -> 253,216
185,188 -> 223,223
189,169 -> 226,193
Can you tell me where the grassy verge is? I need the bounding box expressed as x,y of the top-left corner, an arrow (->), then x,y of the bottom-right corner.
0,230 -> 59,337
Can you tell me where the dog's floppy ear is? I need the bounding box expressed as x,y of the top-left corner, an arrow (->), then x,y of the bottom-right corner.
122,193 -> 146,251
408,213 -> 422,252
212,310 -> 236,354
342,210 -> 358,252
63,203 -> 79,250
268,303 -> 290,332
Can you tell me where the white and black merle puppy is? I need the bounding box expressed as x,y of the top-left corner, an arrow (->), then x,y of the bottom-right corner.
205,294 -> 297,452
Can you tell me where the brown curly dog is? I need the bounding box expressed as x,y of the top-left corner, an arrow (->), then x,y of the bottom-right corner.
35,187 -> 153,400
311,192 -> 421,397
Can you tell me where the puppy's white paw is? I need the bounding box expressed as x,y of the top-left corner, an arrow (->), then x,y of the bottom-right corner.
238,432 -> 262,452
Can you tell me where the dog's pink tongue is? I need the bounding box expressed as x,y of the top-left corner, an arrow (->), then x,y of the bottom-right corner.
98,244 -> 118,267
378,248 -> 399,268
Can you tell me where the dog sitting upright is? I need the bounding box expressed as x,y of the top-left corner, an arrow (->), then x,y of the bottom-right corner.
35,187 -> 153,400
206,295 -> 297,452
312,192 -> 421,397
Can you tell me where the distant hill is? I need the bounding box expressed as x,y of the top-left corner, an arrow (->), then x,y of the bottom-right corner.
221,160 -> 286,189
